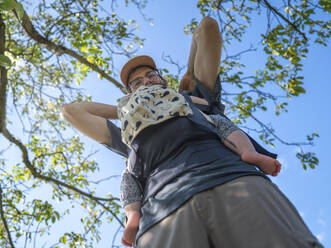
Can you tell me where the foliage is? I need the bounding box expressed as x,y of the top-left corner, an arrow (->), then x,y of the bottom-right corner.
0,0 -> 143,247
183,0 -> 329,169
0,0 -> 329,247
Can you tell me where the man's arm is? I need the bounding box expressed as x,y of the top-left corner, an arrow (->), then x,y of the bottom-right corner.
62,102 -> 118,146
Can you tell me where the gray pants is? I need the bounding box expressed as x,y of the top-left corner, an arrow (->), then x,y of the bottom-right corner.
137,176 -> 320,248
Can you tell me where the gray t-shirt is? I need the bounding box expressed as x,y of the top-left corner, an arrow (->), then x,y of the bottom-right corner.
130,116 -> 268,243
119,113 -> 240,207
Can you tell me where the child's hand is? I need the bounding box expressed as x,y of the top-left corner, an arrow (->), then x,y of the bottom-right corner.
121,211 -> 141,247
179,73 -> 195,92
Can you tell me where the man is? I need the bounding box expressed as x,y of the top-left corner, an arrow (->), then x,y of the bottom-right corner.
62,17 -> 320,247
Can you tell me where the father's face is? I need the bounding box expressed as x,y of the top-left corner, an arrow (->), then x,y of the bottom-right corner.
127,67 -> 167,93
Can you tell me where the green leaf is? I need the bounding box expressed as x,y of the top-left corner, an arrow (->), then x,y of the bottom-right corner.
293,86 -> 306,94
14,2 -> 24,19
0,0 -> 16,11
60,235 -> 67,244
319,0 -> 331,13
0,55 -> 12,67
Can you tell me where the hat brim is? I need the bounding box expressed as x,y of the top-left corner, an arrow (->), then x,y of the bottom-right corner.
120,55 -> 157,87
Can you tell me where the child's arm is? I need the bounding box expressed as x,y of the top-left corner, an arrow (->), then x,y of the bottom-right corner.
209,114 -> 240,151
120,168 -> 142,247
120,168 -> 142,208
188,97 -> 241,151
210,114 -> 281,176
188,88 -> 281,176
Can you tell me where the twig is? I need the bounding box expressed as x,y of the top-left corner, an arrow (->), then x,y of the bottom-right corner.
112,224 -> 123,248
2,127 -> 119,203
11,1 -> 124,92
0,185 -> 16,248
161,53 -> 185,75
0,14 -> 8,132
89,175 -> 121,185
223,98 -> 312,146
96,200 -> 124,228
262,0 -> 308,41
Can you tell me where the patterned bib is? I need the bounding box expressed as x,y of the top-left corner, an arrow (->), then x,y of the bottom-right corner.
118,85 -> 193,146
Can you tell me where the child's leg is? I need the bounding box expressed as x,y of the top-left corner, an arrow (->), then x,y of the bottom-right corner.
180,17 -> 222,92
225,130 -> 281,176
122,201 -> 141,247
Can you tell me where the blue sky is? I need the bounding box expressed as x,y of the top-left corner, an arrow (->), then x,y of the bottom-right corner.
80,1 -> 330,247
2,0 -> 330,247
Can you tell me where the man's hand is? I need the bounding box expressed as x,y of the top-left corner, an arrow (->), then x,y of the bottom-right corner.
179,73 -> 195,92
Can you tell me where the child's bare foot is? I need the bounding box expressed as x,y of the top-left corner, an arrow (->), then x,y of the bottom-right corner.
241,151 -> 281,176
179,73 -> 195,92
121,211 -> 140,247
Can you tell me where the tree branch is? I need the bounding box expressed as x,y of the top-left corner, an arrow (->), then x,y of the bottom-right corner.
1,8 -> 125,232
1,127 -> 119,202
97,200 -> 124,228
11,2 -> 125,92
223,98 -> 313,147
89,175 -> 121,185
2,126 -> 124,227
262,0 -> 308,41
0,14 -> 7,133
0,185 -> 16,248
